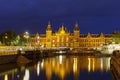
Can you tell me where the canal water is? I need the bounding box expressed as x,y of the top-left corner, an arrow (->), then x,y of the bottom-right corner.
0,55 -> 113,80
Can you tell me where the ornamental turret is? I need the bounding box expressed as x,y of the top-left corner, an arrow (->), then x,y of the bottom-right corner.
46,21 -> 52,31
46,21 -> 52,48
74,22 -> 80,38
73,22 -> 80,48
46,21 -> 52,37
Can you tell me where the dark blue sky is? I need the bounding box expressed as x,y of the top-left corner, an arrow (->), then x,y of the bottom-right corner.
0,0 -> 120,34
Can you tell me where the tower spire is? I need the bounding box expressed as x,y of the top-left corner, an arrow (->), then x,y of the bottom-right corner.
61,23 -> 64,30
74,21 -> 79,31
46,21 -> 52,31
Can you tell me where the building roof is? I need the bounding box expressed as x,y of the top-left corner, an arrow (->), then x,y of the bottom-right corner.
57,25 -> 69,34
104,34 -> 112,37
39,34 -> 46,37
30,34 -> 46,38
112,31 -> 120,35
80,33 -> 112,38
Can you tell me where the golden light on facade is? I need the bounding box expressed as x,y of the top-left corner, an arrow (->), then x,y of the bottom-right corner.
57,37 -> 60,43
60,30 -> 65,34
52,40 -> 55,42
28,22 -> 113,48
66,37 -> 68,42
37,36 -> 40,39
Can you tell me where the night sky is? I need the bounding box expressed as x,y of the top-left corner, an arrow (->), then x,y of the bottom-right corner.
0,0 -> 120,34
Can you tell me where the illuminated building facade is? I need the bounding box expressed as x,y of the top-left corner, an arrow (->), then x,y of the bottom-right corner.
29,22 -> 112,48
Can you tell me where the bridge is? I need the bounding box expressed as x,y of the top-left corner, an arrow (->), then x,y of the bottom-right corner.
0,46 -> 71,64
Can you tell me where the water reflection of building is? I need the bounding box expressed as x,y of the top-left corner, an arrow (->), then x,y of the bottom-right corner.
0,56 -> 111,80
35,56 -> 111,80
29,22 -> 112,48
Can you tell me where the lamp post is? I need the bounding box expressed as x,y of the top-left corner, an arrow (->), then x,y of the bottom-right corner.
3,33 -> 8,45
23,31 -> 29,46
5,35 -> 8,45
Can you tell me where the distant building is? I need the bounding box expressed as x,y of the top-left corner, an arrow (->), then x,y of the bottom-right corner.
29,22 -> 112,48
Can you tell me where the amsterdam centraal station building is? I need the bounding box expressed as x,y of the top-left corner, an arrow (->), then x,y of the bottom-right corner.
28,22 -> 112,49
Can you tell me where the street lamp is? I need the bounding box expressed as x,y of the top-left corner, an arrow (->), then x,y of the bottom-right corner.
23,31 -> 29,46
3,33 -> 8,45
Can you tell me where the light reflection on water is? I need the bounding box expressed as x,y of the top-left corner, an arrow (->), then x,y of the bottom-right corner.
23,69 -> 30,80
0,56 -> 113,80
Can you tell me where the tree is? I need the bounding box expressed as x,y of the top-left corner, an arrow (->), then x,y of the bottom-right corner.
17,34 -> 27,46
0,30 -> 18,45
